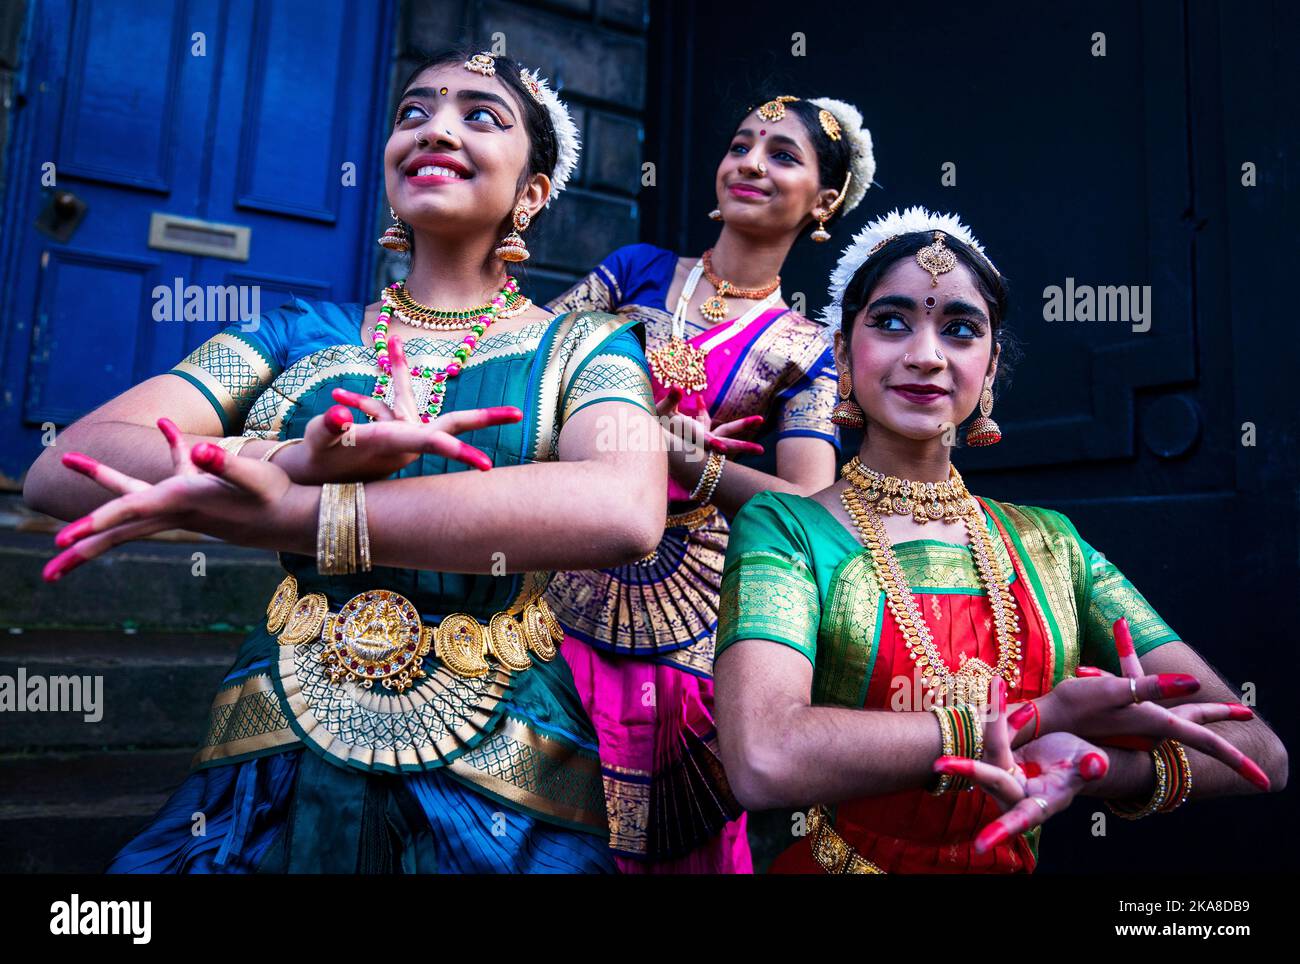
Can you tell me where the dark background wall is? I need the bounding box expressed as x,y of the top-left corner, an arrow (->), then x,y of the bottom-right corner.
0,0 -> 1294,873
641,0 -> 1297,871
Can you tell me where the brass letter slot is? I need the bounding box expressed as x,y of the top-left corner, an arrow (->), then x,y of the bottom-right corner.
148,212 -> 251,262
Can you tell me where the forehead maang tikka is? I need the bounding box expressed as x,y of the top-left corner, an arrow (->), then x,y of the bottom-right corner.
756,95 -> 798,122
915,231 -> 959,287
463,52 -> 496,76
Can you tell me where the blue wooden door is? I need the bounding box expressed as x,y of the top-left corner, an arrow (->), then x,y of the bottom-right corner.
0,0 -> 395,481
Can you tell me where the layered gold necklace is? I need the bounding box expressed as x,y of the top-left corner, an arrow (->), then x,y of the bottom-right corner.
839,459 -> 1022,705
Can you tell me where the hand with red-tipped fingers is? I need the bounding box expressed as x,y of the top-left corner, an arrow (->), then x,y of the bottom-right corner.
656,385 -> 766,459
282,335 -> 523,483
1006,617 -> 1268,790
46,418 -> 313,581
937,677 -> 1111,854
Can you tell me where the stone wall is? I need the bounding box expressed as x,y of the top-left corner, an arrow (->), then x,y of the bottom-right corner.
374,0 -> 649,303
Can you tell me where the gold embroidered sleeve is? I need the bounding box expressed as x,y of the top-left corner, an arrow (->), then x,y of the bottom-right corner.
167,326 -> 283,434
560,313 -> 656,421
717,550 -> 821,665
546,265 -> 618,314
775,342 -> 841,448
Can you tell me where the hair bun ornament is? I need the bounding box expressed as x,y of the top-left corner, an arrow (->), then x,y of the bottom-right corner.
807,97 -> 875,215
819,206 -> 994,328
518,65 -> 581,206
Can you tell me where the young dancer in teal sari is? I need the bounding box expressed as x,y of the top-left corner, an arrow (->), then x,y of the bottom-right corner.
25,48 -> 665,873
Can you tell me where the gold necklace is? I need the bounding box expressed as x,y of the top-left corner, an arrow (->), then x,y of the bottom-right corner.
387,280 -> 531,330
840,473 -> 1022,706
841,456 -> 973,525
646,258 -> 781,393
699,248 -> 780,321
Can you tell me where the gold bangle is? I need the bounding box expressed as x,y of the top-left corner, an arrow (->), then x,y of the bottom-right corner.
689,451 -> 726,503
262,437 -> 304,463
928,704 -> 956,795
317,482 -> 360,575
354,482 -> 372,573
1157,739 -> 1192,813
1107,745 -> 1171,820
215,435 -> 254,456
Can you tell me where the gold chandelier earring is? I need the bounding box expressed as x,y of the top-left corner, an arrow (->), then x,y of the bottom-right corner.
831,370 -> 865,427
495,204 -> 532,262
965,385 -> 1002,446
378,206 -> 410,252
810,169 -> 852,243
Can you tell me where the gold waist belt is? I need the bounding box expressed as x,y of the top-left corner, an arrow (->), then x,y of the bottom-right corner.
807,805 -> 886,874
264,574 -> 563,689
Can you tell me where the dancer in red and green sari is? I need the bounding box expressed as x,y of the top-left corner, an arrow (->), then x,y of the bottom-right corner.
715,207 -> 1286,873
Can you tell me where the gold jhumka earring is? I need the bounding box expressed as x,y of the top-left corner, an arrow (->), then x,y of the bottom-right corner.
830,369 -> 865,427
811,169 -> 853,243
378,207 -> 410,252
965,385 -> 1002,446
495,204 -> 532,262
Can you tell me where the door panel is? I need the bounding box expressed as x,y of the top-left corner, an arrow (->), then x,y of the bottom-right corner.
0,0 -> 395,479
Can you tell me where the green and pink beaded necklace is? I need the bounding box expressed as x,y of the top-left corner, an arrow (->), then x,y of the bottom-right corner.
370,277 -> 526,421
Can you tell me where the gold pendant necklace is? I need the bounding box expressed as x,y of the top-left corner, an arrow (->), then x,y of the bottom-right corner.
699,247 -> 780,322
840,470 -> 1022,705
646,336 -> 710,394
647,256 -> 781,393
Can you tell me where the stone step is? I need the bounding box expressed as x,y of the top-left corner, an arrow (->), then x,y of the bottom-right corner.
0,748 -> 194,873
0,523 -> 282,632
0,630 -> 237,751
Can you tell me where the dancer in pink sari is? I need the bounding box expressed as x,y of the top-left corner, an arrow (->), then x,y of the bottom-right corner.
545,94 -> 878,871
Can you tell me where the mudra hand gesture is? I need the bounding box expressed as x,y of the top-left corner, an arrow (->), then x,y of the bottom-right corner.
934,677 -> 1111,854
278,335 -> 523,483
1010,618 -> 1268,789
47,419 -> 307,580
655,385 -> 766,459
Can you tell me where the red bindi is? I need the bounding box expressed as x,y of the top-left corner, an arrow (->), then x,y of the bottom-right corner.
759,129 -> 766,136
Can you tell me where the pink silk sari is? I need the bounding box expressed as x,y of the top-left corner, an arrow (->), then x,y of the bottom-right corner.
559,307 -> 788,873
